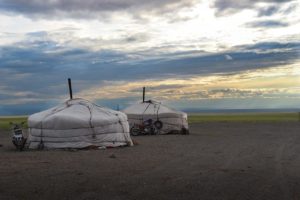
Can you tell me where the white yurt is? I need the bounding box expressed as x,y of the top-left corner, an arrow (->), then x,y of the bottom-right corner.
27,98 -> 133,149
123,100 -> 189,135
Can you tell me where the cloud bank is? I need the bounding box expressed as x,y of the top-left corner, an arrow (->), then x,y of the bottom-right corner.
0,0 -> 197,19
213,0 -> 296,16
0,34 -> 299,114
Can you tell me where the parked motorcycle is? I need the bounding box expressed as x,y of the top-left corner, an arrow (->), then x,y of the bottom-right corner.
130,119 -> 162,136
10,122 -> 27,151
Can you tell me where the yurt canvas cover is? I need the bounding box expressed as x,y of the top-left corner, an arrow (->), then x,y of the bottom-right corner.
27,98 -> 133,149
123,100 -> 189,134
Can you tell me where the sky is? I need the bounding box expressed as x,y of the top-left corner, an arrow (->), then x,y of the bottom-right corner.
0,0 -> 300,115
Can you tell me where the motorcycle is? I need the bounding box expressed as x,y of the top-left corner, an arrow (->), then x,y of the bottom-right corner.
10,122 -> 27,151
130,119 -> 162,136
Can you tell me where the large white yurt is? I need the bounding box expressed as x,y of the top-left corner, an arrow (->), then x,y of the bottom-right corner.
27,98 -> 133,149
123,100 -> 189,135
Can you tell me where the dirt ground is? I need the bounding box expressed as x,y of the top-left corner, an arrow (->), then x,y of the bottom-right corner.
1,122 -> 300,200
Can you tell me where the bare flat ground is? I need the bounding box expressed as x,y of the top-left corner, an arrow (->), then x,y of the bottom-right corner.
1,122 -> 300,200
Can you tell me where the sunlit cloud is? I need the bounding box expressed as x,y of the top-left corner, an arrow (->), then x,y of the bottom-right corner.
77,64 -> 300,105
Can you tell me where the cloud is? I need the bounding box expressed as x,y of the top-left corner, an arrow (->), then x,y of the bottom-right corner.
173,97 -> 300,110
77,61 -> 300,102
212,0 -> 295,16
237,41 -> 300,52
245,20 -> 289,28
0,37 -> 299,114
123,33 -> 150,43
0,0 -> 197,20
0,102 -> 56,115
0,39 -> 299,90
257,2 -> 299,16
257,5 -> 280,16
26,31 -> 48,37
225,54 -> 233,60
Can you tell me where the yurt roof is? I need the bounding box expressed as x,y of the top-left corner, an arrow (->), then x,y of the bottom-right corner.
28,98 -> 127,129
123,100 -> 186,117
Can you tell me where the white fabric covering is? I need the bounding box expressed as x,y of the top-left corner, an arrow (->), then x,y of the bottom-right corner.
27,98 -> 133,149
123,100 -> 189,134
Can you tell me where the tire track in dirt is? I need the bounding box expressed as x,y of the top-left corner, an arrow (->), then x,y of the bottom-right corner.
274,136 -> 295,200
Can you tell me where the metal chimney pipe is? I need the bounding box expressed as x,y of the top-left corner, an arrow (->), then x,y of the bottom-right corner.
68,78 -> 73,99
143,87 -> 145,102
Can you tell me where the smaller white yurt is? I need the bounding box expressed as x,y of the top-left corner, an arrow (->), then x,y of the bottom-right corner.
27,98 -> 133,149
123,100 -> 189,135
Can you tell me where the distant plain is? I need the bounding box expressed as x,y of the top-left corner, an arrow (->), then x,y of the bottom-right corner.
1,112 -> 299,130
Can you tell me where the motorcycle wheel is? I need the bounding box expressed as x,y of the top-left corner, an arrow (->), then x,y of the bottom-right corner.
154,120 -> 163,130
17,145 -> 23,151
153,127 -> 159,135
181,128 -> 189,135
130,127 -> 140,136
16,141 -> 24,151
148,127 -> 158,135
